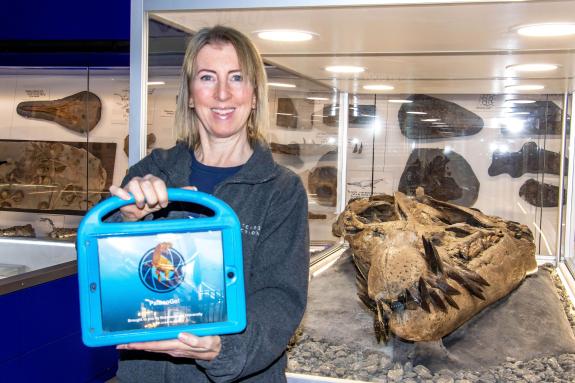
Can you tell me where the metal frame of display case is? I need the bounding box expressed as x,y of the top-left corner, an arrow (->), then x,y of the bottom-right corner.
563,93 -> 575,291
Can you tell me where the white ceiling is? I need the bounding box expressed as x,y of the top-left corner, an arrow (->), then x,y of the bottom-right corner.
153,0 -> 575,95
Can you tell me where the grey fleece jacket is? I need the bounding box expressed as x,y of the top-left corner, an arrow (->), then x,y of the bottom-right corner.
115,141 -> 309,383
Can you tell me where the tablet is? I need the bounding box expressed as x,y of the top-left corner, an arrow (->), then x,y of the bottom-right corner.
77,189 -> 246,347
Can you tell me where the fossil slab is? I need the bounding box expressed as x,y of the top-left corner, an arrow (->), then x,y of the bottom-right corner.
399,148 -> 479,207
40,218 -> 77,240
0,141 -> 108,211
308,150 -> 338,207
0,224 -> 35,238
501,101 -> 564,136
322,105 -> 376,127
332,189 -> 536,342
519,179 -> 565,207
123,133 -> 157,157
17,91 -> 102,133
398,95 -> 483,139
488,141 -> 566,178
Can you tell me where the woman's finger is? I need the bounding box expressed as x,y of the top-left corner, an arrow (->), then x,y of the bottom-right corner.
125,178 -> 146,209
149,176 -> 169,208
109,185 -> 132,200
139,178 -> 159,207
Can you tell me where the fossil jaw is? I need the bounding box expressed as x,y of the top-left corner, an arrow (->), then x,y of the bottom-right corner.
334,190 -> 536,342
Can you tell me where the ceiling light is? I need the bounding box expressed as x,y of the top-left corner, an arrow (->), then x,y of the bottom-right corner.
267,82 -> 296,88
147,81 -> 165,86
421,119 -> 440,122
505,84 -> 545,91
505,99 -> 536,104
506,63 -> 558,72
325,66 -> 365,74
388,99 -> 412,103
506,112 -> 530,115
256,29 -> 315,42
363,84 -> 395,91
517,23 -> 575,37
306,96 -> 329,101
406,111 -> 427,115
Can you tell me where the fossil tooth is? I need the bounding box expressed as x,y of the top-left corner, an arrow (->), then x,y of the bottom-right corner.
407,286 -> 422,306
422,236 -> 444,274
446,269 -> 486,300
443,294 -> 460,310
429,290 -> 448,313
427,277 -> 461,296
418,277 -> 432,313
17,91 -> 102,133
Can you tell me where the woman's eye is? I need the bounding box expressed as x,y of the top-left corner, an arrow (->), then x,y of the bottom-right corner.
199,74 -> 215,81
231,74 -> 243,82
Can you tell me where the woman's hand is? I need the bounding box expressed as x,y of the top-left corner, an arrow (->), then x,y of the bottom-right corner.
109,174 -> 169,222
117,333 -> 221,361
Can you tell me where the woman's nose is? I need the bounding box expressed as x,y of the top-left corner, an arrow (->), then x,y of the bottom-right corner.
215,81 -> 231,101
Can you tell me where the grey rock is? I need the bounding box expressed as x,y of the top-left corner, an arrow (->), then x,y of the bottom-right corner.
414,365 -> 433,379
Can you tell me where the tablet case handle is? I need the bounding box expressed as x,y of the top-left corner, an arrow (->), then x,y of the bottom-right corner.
83,188 -> 230,225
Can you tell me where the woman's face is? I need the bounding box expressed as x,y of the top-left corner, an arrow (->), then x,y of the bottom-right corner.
190,42 -> 256,141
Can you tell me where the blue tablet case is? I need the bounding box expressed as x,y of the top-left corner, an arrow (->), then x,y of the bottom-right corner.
77,188 -> 246,347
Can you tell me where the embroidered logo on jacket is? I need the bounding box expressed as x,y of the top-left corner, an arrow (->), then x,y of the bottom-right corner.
241,224 -> 261,236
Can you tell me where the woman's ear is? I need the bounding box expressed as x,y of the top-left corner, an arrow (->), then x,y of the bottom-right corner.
251,95 -> 256,109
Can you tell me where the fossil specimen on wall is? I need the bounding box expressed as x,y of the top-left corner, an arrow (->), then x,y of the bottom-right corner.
398,148 -> 479,207
308,150 -> 338,207
488,142 -> 566,178
322,105 -> 376,127
398,94 -> 483,139
519,179 -> 565,207
501,101 -> 565,136
270,142 -> 338,169
123,133 -> 157,157
0,224 -> 35,238
17,91 -> 102,133
333,189 -> 536,342
276,98 -> 298,129
40,218 -> 77,240
0,141 -> 111,211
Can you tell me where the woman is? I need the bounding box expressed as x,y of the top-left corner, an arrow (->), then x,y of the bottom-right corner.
109,26 -> 309,382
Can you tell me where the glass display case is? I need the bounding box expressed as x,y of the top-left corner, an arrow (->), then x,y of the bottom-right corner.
131,1 -> 575,382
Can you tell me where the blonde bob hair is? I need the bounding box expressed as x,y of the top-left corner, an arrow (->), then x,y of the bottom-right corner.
175,25 -> 269,149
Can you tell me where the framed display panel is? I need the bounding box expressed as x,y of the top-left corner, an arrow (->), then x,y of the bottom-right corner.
0,67 -> 131,239
77,188 -> 246,346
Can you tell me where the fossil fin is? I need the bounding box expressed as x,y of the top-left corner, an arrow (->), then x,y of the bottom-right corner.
422,236 -> 444,274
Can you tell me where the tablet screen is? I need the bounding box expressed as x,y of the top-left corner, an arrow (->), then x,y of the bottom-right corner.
97,231 -> 226,332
